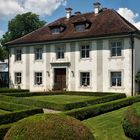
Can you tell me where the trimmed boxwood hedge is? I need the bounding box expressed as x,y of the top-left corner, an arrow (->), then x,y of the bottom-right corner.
122,102 -> 140,140
65,95 -> 140,120
4,114 -> 94,140
0,89 -> 29,93
0,94 -> 126,111
0,101 -> 33,111
0,108 -> 43,125
1,91 -> 119,97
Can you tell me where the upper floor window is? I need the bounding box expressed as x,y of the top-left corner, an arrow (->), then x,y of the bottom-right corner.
110,41 -> 122,57
15,72 -> 22,84
111,72 -> 122,87
35,72 -> 42,85
80,72 -> 90,87
35,48 -> 42,60
56,47 -> 65,59
75,24 -> 86,32
15,49 -> 22,61
80,45 -> 90,58
51,28 -> 60,34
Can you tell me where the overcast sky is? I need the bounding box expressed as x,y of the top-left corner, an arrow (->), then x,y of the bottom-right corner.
0,0 -> 140,38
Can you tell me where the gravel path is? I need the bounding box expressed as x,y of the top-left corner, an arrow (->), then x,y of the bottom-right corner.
43,108 -> 61,114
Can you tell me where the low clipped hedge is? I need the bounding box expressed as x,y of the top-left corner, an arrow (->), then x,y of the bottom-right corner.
122,102 -> 140,140
0,101 -> 33,111
4,114 -> 94,140
1,91 -> 118,97
0,94 -> 126,111
65,95 -> 140,120
0,108 -> 43,125
0,89 -> 29,94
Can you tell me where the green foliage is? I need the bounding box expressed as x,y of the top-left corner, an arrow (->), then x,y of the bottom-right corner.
0,12 -> 45,60
122,102 -> 140,140
65,95 -> 140,120
0,93 -> 126,111
0,108 -> 43,125
0,100 -> 33,112
0,89 -> 29,93
4,114 -> 94,140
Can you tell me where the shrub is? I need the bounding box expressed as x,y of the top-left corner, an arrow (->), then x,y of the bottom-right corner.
0,108 -> 43,125
0,101 -> 33,111
2,91 -> 118,97
122,102 -> 140,140
0,94 -> 126,111
4,114 -> 94,140
65,95 -> 140,120
0,89 -> 29,94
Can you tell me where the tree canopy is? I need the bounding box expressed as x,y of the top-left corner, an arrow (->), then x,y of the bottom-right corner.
0,12 -> 46,60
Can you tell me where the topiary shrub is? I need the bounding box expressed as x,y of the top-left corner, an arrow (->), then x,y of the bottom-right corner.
122,102 -> 140,140
4,114 -> 94,140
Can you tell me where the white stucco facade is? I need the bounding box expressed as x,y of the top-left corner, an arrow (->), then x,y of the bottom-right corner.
9,36 -> 140,96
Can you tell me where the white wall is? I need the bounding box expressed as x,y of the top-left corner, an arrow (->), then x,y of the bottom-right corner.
9,36 -> 137,95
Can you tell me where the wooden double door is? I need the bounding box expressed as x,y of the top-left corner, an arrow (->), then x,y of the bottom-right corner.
53,68 -> 66,90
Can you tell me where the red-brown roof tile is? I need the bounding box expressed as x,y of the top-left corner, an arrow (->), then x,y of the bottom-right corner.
6,8 -> 139,45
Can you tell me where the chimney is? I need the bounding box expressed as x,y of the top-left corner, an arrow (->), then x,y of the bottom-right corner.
65,8 -> 72,19
93,2 -> 101,15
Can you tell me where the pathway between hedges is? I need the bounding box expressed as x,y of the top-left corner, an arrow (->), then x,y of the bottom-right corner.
43,108 -> 61,114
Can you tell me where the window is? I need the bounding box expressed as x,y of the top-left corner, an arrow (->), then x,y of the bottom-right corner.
35,48 -> 42,60
35,72 -> 42,85
51,28 -> 60,34
56,47 -> 65,59
80,45 -> 90,58
111,72 -> 122,87
80,72 -> 90,86
110,41 -> 122,57
15,49 -> 22,61
15,72 -> 22,84
75,24 -> 86,32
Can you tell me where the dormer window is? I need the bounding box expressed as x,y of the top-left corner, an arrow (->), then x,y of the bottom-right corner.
52,28 -> 60,34
74,20 -> 91,32
75,24 -> 86,32
49,24 -> 65,35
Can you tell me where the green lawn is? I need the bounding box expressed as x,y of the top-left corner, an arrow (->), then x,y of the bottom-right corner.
83,107 -> 131,140
25,95 -> 97,104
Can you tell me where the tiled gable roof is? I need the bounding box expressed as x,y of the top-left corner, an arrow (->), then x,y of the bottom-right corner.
6,8 -> 139,45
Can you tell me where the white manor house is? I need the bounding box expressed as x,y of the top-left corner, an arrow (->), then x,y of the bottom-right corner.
7,3 -> 140,96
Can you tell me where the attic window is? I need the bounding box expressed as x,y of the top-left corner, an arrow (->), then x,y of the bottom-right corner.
51,28 -> 60,34
75,24 -> 86,32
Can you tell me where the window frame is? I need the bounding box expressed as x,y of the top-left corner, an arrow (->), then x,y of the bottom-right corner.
80,44 -> 90,59
56,46 -> 65,59
35,47 -> 43,60
110,40 -> 123,57
51,27 -> 60,34
15,49 -> 22,61
75,24 -> 86,32
15,72 -> 22,84
110,71 -> 122,87
80,72 -> 90,87
34,72 -> 43,85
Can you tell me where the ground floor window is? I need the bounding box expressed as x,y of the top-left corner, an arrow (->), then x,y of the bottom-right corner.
111,72 -> 121,87
15,72 -> 22,84
80,72 -> 90,87
35,72 -> 42,85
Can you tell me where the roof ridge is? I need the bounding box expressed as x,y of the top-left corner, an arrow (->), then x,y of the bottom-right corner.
112,9 -> 138,31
